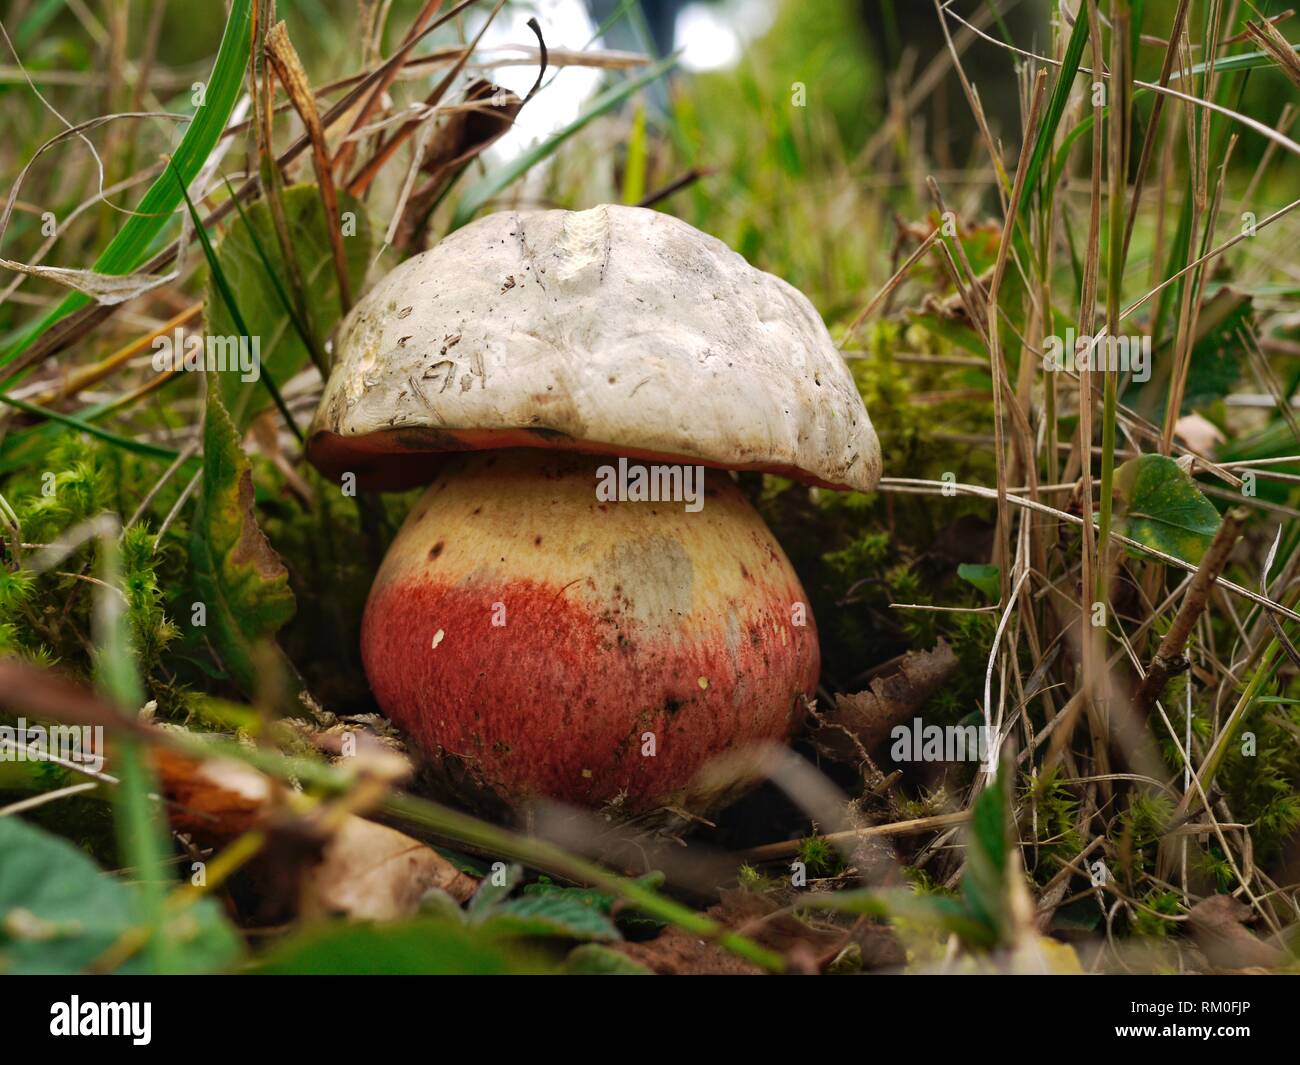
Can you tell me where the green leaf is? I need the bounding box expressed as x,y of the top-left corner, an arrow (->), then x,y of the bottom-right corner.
0,391 -> 182,461
961,774 -> 1010,947
796,886 -> 992,947
175,162 -> 299,440
0,816 -> 240,974
621,102 -> 648,204
0,0 -> 254,379
481,894 -> 622,943
1022,8 -> 1089,219
255,918 -> 548,974
1113,454 -> 1222,564
957,563 -> 1001,601
1129,287 -> 1250,418
524,872 -> 668,933
564,943 -> 651,974
207,185 -> 372,427
189,386 -> 296,696
467,862 -> 523,914
906,309 -> 989,357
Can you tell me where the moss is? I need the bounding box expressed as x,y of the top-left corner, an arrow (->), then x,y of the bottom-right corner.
798,834 -> 845,879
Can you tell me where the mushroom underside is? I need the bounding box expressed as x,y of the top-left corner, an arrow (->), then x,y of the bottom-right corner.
308,425 -> 867,493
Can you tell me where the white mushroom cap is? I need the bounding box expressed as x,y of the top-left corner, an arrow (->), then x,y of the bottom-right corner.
307,204 -> 881,492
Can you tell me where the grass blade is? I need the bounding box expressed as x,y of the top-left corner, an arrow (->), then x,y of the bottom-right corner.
1020,7 -> 1090,221
171,162 -> 303,442
0,391 -> 181,460
0,0 -> 253,379
96,531 -> 174,972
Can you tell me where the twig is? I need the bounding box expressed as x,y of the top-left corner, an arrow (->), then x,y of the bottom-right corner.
1132,508 -> 1248,718
740,811 -> 971,863
879,477 -> 1300,624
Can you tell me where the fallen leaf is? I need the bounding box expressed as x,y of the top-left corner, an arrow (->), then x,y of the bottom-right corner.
393,80 -> 521,251
1173,412 -> 1226,454
155,746 -> 271,837
301,816 -> 477,920
154,740 -> 477,921
713,886 -> 842,956
1186,894 -> 1286,970
0,258 -> 176,303
813,639 -> 959,761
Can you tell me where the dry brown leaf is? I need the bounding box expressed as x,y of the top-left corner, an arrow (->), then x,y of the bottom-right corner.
1245,19 -> 1300,90
154,746 -> 272,837
812,638 -> 959,762
265,19 -> 352,312
0,258 -> 175,303
1186,894 -> 1286,971
712,886 -> 904,970
392,79 -> 521,251
712,886 -> 842,956
300,816 -> 477,920
1173,412 -> 1226,454
154,740 -> 477,922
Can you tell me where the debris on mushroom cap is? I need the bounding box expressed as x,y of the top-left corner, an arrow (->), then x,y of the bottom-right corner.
307,204 -> 881,493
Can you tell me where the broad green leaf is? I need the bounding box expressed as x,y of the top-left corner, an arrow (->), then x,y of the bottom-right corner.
189,386 -> 295,696
255,918 -> 548,974
524,872 -> 667,933
206,185 -> 371,426
206,185 -> 371,427
482,894 -> 622,943
0,816 -> 240,974
1113,454 -> 1222,564
1176,289 -> 1249,412
0,0 -> 254,378
1129,287 -> 1250,418
957,563 -> 1000,602
177,163 -> 299,440
564,944 -> 651,974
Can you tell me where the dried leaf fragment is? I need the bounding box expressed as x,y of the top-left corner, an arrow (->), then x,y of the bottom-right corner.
813,639 -> 959,762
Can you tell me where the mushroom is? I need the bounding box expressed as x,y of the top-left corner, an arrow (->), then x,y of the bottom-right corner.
307,204 -> 880,816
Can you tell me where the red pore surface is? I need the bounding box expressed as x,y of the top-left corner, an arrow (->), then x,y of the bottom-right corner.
360,449 -> 819,814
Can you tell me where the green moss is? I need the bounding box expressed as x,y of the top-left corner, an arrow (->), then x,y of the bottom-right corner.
798,835 -> 845,879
